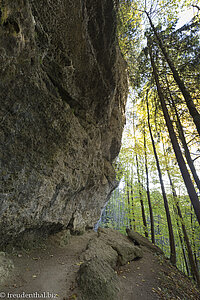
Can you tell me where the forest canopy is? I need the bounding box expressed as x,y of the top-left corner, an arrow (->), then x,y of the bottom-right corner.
100,0 -> 200,286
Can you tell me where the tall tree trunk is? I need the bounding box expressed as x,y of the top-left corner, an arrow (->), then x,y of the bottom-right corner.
177,223 -> 190,276
148,38 -> 200,226
167,168 -> 200,285
143,119 -> 155,243
147,95 -> 176,265
136,154 -> 149,238
126,178 -> 133,230
191,209 -> 199,273
165,76 -> 200,193
130,169 -> 136,230
133,114 -> 148,237
145,12 -> 200,137
173,200 -> 190,276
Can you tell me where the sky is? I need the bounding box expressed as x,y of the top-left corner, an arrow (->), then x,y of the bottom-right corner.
177,6 -> 198,28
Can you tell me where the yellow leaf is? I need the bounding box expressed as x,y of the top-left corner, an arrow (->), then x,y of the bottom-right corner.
75,261 -> 83,266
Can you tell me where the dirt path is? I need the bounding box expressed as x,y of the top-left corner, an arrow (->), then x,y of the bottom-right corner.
118,247 -> 161,300
117,246 -> 199,300
2,231 -> 97,299
1,230 -> 199,300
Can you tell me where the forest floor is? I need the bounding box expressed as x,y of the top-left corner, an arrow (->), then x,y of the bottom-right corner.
1,229 -> 200,300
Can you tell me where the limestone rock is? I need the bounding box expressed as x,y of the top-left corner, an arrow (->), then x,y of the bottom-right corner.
0,252 -> 14,284
77,228 -> 143,299
77,258 -> 120,300
50,229 -> 71,247
80,237 -> 118,268
80,228 -> 143,268
98,228 -> 143,265
0,0 -> 127,246
126,229 -> 164,254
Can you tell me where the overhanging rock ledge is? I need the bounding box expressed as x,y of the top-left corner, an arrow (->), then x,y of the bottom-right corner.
0,0 -> 128,246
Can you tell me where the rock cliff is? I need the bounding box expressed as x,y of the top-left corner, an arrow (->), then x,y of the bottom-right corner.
0,0 -> 127,246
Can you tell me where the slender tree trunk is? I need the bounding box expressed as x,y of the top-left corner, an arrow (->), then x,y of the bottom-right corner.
133,115 -> 148,237
173,202 -> 190,276
130,169 -> 136,230
191,210 -> 199,273
147,95 -> 176,265
148,38 -> 200,225
136,154 -> 148,238
143,120 -> 155,243
166,166 -> 200,285
177,225 -> 190,276
165,77 -> 200,193
145,12 -> 200,137
126,179 -> 133,230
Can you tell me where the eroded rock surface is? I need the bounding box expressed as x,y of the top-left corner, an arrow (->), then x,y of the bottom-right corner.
78,258 -> 120,300
0,0 -> 127,246
77,228 -> 143,300
97,228 -> 143,265
126,229 -> 164,254
0,252 -> 14,285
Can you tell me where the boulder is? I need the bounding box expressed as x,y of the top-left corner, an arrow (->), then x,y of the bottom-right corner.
126,229 -> 164,254
77,258 -> 119,300
80,237 -> 118,268
77,228 -> 143,299
98,228 -> 143,265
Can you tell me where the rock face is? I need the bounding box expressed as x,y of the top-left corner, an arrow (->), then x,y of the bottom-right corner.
0,0 -> 127,246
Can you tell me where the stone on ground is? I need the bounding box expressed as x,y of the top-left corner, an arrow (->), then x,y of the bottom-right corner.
98,228 -> 143,265
77,228 -> 143,299
0,252 -> 14,285
126,229 -> 163,254
77,258 -> 119,300
80,237 -> 118,268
